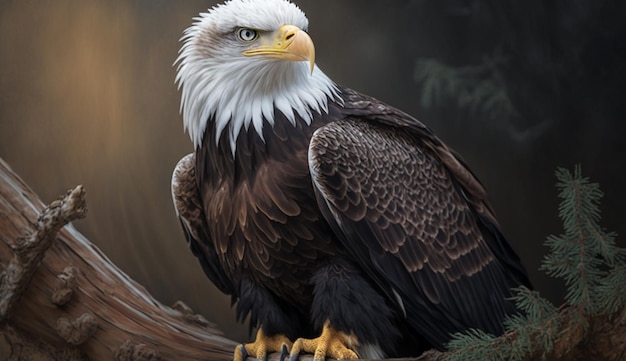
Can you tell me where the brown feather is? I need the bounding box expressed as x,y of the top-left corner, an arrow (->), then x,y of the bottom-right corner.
310,118 -> 495,280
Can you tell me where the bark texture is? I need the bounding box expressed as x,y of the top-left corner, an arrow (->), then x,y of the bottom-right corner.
0,157 -> 236,360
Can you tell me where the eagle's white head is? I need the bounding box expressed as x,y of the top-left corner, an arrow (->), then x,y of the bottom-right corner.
175,0 -> 339,154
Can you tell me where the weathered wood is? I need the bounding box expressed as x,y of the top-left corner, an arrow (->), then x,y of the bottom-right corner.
0,157 -> 236,360
0,184 -> 87,321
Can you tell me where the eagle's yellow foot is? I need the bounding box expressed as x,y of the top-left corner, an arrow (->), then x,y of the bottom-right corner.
233,328 -> 291,361
288,321 -> 358,361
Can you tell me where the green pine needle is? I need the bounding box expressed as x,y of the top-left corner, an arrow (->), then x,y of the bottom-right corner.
507,286 -> 556,323
540,165 -> 623,314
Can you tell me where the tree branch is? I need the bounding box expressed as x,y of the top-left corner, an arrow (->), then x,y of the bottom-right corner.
0,184 -> 86,320
0,158 -> 235,360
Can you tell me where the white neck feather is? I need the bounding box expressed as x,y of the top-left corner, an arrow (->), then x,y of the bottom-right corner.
176,50 -> 339,155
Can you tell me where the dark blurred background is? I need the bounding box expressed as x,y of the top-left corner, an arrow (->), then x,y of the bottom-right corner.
0,0 -> 624,343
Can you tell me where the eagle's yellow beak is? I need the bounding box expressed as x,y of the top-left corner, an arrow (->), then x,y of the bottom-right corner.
242,25 -> 315,74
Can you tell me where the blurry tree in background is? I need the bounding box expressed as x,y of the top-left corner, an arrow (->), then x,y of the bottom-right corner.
414,0 -> 626,143
0,0 -> 624,345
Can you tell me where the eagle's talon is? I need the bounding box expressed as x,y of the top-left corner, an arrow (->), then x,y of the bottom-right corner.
233,344 -> 247,361
289,321 -> 358,361
279,344 -> 290,361
234,328 -> 292,361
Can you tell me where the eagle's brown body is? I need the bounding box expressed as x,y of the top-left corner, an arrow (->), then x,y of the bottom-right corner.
196,97 -> 334,311
173,86 -> 531,356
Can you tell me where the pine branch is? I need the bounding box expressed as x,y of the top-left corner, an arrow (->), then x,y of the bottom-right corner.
541,165 -> 624,314
440,165 -> 626,361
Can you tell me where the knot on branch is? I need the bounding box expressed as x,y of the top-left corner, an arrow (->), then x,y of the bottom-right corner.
56,313 -> 98,345
116,339 -> 160,361
172,300 -> 213,328
51,266 -> 78,306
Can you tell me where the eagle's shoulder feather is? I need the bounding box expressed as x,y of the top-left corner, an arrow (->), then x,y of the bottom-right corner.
309,89 -> 530,348
171,153 -> 236,296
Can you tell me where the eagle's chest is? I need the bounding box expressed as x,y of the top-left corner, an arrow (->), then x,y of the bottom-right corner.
197,116 -> 337,300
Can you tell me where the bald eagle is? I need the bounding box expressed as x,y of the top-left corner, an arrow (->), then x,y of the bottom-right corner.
171,0 -> 531,359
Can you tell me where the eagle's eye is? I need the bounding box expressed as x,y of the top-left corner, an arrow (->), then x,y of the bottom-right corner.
237,28 -> 258,42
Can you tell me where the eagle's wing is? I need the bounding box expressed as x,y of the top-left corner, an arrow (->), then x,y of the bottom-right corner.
309,88 -> 530,349
171,153 -> 235,296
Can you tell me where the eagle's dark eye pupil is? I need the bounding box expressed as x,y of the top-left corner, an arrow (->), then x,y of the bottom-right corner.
238,28 -> 257,41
